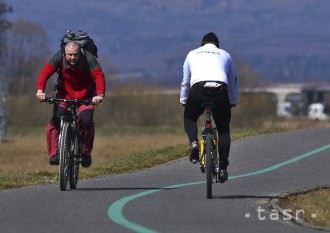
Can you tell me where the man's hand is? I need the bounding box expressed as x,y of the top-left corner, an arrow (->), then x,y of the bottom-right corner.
36,89 -> 46,101
92,95 -> 104,104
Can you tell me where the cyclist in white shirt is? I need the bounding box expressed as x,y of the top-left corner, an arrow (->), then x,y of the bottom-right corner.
180,32 -> 238,183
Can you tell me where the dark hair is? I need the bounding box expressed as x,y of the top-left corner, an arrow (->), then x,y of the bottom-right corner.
201,32 -> 219,48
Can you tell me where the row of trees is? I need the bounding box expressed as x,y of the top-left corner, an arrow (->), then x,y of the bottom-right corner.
1,2 -> 266,129
0,2 -> 49,94
3,18 -> 264,97
7,20 -> 51,94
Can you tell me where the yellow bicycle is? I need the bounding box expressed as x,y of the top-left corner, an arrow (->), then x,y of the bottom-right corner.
199,102 -> 219,199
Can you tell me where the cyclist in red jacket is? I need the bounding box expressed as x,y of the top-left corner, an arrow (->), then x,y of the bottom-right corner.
36,41 -> 106,167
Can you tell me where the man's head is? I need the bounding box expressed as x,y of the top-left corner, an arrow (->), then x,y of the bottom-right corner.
64,41 -> 81,65
201,32 -> 219,48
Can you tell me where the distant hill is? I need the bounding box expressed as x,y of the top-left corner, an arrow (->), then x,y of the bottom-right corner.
7,0 -> 330,84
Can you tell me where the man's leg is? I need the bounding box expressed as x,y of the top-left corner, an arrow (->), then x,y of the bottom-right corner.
184,86 -> 204,163
46,123 -> 58,159
78,104 -> 94,167
46,104 -> 66,165
213,101 -> 231,183
213,106 -> 231,169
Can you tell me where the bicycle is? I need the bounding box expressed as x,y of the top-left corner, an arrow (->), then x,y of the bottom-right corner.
199,102 -> 220,199
43,97 -> 93,191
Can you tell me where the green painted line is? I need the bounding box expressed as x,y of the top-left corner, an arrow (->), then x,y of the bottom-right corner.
108,190 -> 160,233
108,182 -> 204,233
229,144 -> 330,179
108,144 -> 330,233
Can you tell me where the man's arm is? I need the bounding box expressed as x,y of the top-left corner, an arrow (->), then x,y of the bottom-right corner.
36,51 -> 62,100
90,67 -> 106,96
227,53 -> 238,106
180,53 -> 191,105
85,51 -> 106,103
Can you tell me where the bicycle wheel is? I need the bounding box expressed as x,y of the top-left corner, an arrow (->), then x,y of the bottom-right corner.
205,133 -> 213,199
59,122 -> 71,191
69,132 -> 79,189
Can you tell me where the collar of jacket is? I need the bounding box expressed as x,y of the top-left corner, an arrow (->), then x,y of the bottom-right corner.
202,43 -> 218,48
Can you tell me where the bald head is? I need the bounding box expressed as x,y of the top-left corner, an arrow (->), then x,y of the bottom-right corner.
65,41 -> 80,50
64,41 -> 81,65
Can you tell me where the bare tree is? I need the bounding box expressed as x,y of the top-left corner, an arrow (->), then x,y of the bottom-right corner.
0,0 -> 11,141
0,0 -> 11,92
6,19 -> 51,95
235,61 -> 264,89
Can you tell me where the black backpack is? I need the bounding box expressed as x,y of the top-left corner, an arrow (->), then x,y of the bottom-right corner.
60,30 -> 98,58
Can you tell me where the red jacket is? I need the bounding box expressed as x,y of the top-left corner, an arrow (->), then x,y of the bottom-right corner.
37,50 -> 106,99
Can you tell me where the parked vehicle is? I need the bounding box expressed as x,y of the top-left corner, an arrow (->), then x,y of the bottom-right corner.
308,103 -> 329,121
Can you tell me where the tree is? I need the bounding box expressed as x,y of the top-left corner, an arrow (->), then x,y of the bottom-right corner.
0,0 -> 11,30
0,0 -> 11,92
0,0 -> 11,141
235,60 -> 265,89
6,19 -> 51,95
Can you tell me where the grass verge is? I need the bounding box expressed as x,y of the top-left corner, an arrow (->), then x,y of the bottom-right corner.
0,144 -> 188,190
279,188 -> 330,228
0,127 -> 309,190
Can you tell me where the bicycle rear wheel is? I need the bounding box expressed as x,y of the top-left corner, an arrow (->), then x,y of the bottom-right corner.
59,122 -> 72,191
205,133 -> 213,199
69,132 -> 79,189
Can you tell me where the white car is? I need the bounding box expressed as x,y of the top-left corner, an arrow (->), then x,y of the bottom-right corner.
308,103 -> 329,121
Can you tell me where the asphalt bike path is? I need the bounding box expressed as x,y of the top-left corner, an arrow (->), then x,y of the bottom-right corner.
1,128 -> 330,233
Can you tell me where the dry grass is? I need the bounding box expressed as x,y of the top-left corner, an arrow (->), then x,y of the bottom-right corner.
1,118 -> 329,177
0,132 -> 186,176
263,117 -> 330,129
279,188 -> 330,227
1,118 -> 329,190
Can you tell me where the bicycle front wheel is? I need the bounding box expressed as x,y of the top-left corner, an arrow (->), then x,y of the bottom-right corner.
205,133 -> 213,199
59,122 -> 72,191
69,132 -> 79,189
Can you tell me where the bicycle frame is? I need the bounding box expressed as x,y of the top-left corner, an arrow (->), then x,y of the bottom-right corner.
199,104 -> 220,198
200,107 -> 219,175
59,104 -> 79,148
61,105 -> 81,156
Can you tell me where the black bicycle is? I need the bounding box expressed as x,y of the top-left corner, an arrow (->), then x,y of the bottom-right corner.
43,97 -> 92,191
199,102 -> 219,199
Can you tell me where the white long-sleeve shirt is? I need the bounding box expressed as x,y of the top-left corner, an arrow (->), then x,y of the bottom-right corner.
180,44 -> 238,105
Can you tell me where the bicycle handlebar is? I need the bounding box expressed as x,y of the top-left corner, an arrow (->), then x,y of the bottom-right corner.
41,97 -> 93,105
